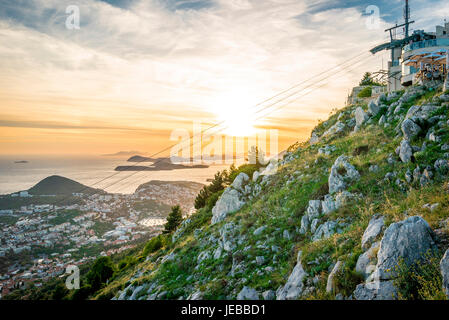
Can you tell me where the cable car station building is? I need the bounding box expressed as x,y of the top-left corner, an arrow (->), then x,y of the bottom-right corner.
370,0 -> 449,93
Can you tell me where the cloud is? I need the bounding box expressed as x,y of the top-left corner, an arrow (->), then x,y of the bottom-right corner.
0,0 -> 447,155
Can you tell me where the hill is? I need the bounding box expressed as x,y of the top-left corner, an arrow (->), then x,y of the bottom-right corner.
28,175 -> 103,196
16,85 -> 449,301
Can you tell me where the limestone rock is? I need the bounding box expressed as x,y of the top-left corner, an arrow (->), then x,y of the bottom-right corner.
399,139 -> 413,163
262,290 -> 276,300
376,216 -> 437,280
276,251 -> 307,300
326,261 -> 343,293
306,200 -> 322,219
237,286 -> 259,300
212,188 -> 245,224
361,216 -> 385,250
401,119 -> 421,141
355,107 -> 369,128
440,249 -> 449,298
328,156 -> 360,194
368,100 -> 380,117
312,220 -> 340,242
353,280 -> 397,300
231,173 -> 249,191
322,121 -> 346,138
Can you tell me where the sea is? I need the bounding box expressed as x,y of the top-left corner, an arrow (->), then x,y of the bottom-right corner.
0,155 -> 231,195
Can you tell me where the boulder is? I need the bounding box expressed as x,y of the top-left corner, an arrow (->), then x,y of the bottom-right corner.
252,171 -> 260,182
368,100 -> 380,117
306,200 -> 322,219
231,173 -> 249,191
219,222 -> 236,252
262,290 -> 276,300
212,188 -> 245,224
405,104 -> 438,122
310,132 -> 320,145
434,159 -> 449,175
355,107 -> 369,128
326,261 -> 343,293
312,220 -> 339,242
253,226 -> 267,236
356,242 -> 379,280
440,249 -> 449,298
399,139 -> 413,163
375,216 -> 437,280
353,280 -> 397,300
299,214 -> 309,235
322,121 -> 346,138
237,286 -> 259,300
276,251 -> 307,300
328,156 -> 360,194
401,119 -> 421,141
361,216 -> 385,250
321,194 -> 337,215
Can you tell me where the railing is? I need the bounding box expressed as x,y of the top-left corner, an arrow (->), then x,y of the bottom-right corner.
403,38 -> 449,52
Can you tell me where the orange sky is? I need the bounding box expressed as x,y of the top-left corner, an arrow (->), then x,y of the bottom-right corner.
0,0 -> 402,157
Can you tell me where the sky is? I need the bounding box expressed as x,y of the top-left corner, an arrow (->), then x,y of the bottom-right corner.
0,0 -> 448,157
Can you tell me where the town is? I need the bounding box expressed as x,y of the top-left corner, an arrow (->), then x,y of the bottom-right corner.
0,179 -> 203,298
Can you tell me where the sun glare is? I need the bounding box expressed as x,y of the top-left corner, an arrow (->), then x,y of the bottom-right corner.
211,89 -> 259,137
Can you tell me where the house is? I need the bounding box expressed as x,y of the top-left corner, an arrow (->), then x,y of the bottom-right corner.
401,23 -> 449,87
370,0 -> 449,92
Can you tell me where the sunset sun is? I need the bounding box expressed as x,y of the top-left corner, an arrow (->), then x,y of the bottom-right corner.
211,89 -> 259,137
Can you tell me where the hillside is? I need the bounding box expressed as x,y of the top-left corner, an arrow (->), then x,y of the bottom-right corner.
18,85 -> 449,301
28,175 -> 102,196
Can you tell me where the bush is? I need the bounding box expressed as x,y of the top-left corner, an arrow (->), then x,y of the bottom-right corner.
143,235 -> 165,256
393,252 -> 446,300
333,267 -> 364,297
357,87 -> 372,98
85,256 -> 115,292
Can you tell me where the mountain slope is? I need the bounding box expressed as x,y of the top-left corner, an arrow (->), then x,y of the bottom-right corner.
94,86 -> 449,301
20,85 -> 449,301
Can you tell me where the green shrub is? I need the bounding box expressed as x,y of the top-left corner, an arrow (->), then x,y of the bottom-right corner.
85,256 -> 115,292
333,267 -> 364,297
357,87 -> 372,98
393,252 -> 446,300
143,235 -> 165,256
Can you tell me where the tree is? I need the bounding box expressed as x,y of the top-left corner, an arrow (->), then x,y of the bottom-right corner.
209,172 -> 225,193
359,72 -> 375,86
164,205 -> 183,233
194,186 -> 210,209
85,256 -> 115,292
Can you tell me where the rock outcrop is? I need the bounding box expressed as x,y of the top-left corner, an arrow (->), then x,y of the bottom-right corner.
328,156 -> 360,194
276,251 -> 307,300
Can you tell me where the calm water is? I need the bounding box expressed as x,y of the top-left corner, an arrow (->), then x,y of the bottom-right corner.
0,155 -> 230,195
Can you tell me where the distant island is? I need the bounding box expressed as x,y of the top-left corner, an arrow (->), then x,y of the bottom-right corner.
114,155 -> 209,171
102,151 -> 145,157
127,155 -> 157,162
115,163 -> 208,171
14,160 -> 29,164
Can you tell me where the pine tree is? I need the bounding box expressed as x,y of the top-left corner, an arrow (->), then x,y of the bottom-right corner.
359,72 -> 374,86
164,205 -> 183,233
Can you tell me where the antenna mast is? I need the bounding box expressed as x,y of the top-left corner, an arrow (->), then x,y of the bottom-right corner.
404,0 -> 411,37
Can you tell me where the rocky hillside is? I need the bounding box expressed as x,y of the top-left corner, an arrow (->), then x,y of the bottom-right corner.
69,86 -> 449,300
